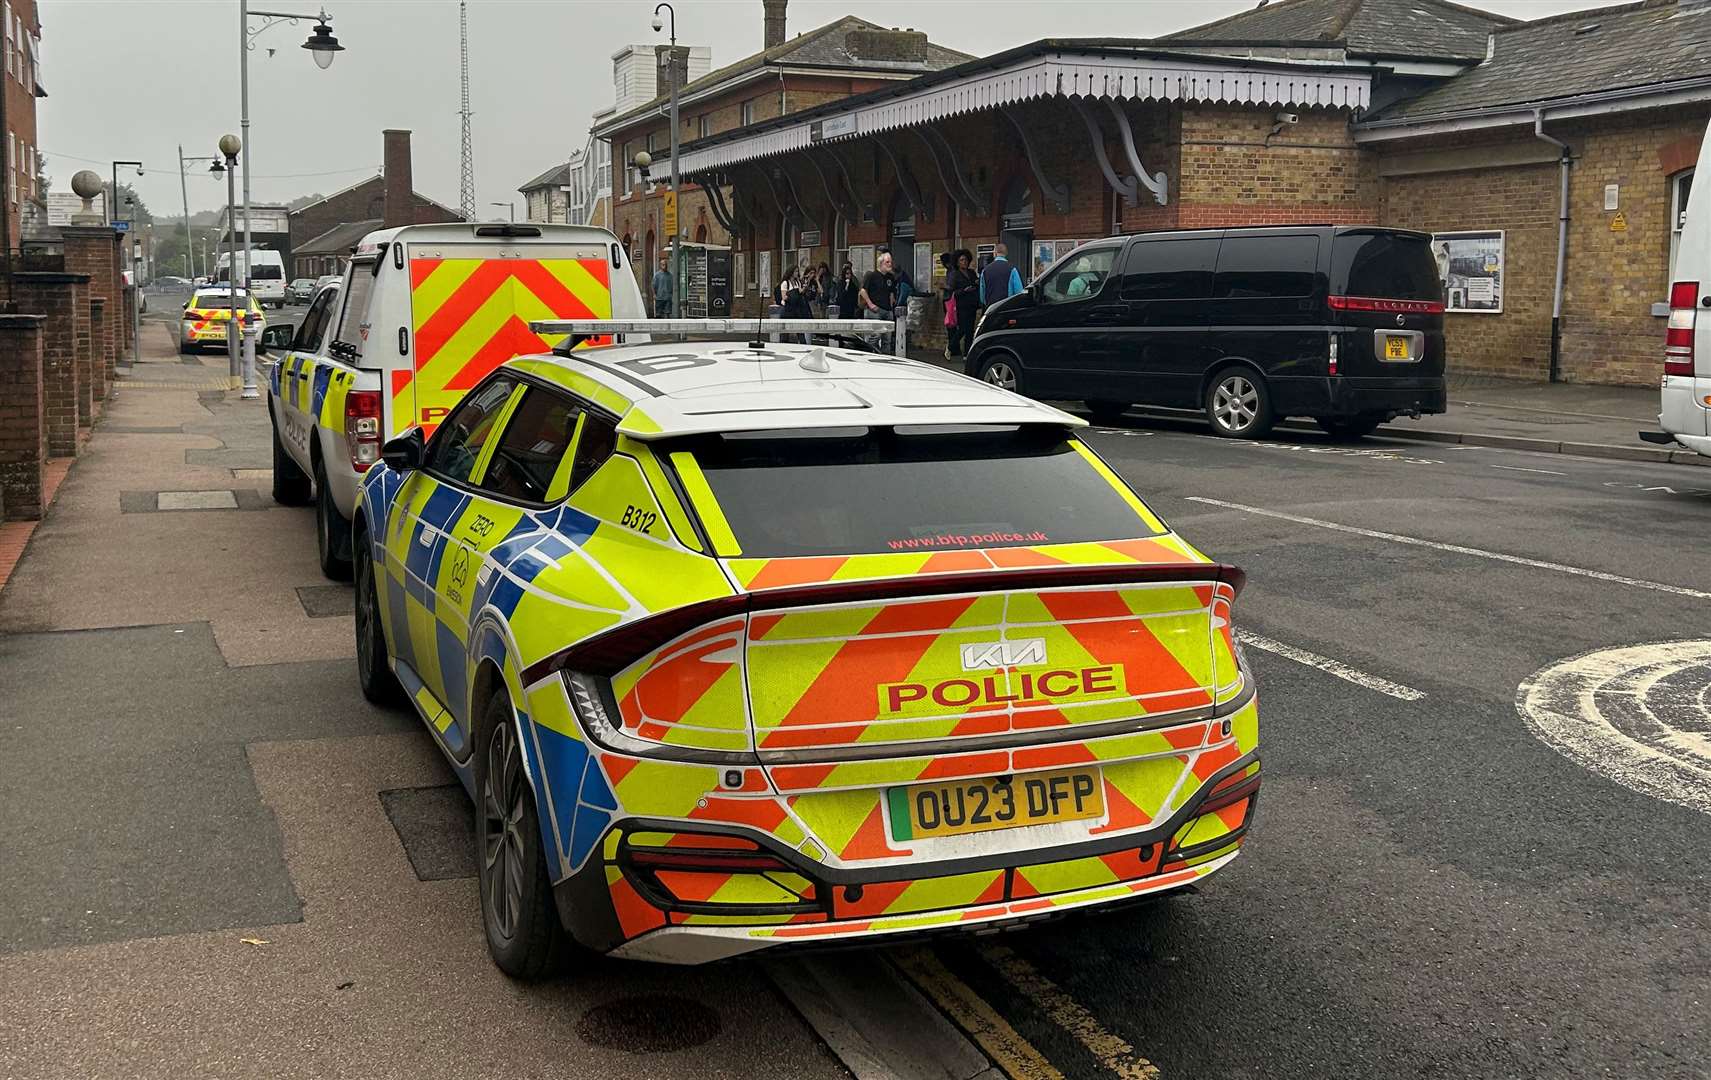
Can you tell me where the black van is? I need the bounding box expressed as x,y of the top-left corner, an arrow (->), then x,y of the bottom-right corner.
964,226 -> 1446,439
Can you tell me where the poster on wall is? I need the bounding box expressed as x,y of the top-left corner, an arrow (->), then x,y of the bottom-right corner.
976,244 -> 996,272
913,242 -> 933,292
757,251 -> 773,305
850,244 -> 876,277
1033,241 -> 1056,282
734,252 -> 745,296
1054,239 -> 1081,264
1431,230 -> 1504,313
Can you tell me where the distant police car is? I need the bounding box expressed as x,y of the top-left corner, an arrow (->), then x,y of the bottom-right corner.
179,288 -> 264,353
352,320 -> 1260,976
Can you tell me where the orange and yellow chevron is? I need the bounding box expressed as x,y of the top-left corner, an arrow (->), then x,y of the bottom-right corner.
401,256 -> 613,435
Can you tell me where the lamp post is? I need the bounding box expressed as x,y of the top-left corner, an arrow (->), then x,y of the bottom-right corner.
239,5 -> 342,305
490,201 -> 515,222
216,135 -> 244,389
651,2 -> 680,316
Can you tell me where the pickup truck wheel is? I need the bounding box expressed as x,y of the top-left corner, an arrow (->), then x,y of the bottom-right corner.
476,690 -> 570,980
271,414 -> 312,506
353,527 -> 403,706
314,459 -> 353,581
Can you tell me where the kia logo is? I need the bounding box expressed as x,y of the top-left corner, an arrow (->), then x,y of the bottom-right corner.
960,638 -> 1047,670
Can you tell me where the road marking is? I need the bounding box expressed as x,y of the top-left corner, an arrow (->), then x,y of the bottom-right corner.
1186,496 -> 1711,601
891,948 -> 1065,1080
1491,464 -> 1566,475
1236,630 -> 1425,701
981,944 -> 1161,1080
1517,640 -> 1711,816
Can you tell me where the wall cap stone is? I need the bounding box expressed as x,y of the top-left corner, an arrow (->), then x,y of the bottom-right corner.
0,313 -> 47,327
12,271 -> 93,285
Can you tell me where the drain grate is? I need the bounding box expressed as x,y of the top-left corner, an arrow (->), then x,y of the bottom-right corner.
576,996 -> 722,1052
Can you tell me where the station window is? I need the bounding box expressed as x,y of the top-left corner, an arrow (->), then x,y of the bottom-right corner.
698,114 -> 711,139
740,99 -> 755,127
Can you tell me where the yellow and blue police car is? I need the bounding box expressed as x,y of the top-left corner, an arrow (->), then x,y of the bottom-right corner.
352,322 -> 1260,977
178,287 -> 265,354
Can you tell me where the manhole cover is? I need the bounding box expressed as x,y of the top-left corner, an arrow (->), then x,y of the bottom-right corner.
576,995 -> 721,1052
1517,640 -> 1711,817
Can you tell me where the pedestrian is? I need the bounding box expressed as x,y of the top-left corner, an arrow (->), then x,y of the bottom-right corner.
781,265 -> 814,343
799,263 -> 821,315
859,252 -> 898,322
978,242 -> 1024,309
832,262 -> 859,320
651,255 -> 673,318
815,262 -> 833,317
944,249 -> 979,360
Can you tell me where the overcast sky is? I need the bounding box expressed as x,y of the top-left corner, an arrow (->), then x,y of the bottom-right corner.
42,0 -> 1611,219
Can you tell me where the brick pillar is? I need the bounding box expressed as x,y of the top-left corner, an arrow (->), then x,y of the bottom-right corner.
62,226 -> 123,390
120,287 -> 136,362
72,282 -> 93,427
10,272 -> 92,458
0,314 -> 48,520
89,297 -> 108,411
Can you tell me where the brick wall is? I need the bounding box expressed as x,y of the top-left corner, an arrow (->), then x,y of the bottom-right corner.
0,314 -> 46,520
1177,104 -> 1377,228
1557,106 -> 1710,385
10,272 -> 89,456
89,297 -> 108,410
287,176 -> 460,257
62,227 -> 122,395
2,0 -> 41,257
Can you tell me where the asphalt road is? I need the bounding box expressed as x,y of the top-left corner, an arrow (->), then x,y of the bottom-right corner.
2,364 -> 1708,1078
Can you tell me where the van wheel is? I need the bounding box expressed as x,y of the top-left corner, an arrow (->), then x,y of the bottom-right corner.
353,524 -> 403,707
1085,399 -> 1130,425
271,414 -> 312,506
476,689 -> 570,980
1316,415 -> 1383,441
1205,369 -> 1274,438
314,458 -> 353,581
978,354 -> 1023,394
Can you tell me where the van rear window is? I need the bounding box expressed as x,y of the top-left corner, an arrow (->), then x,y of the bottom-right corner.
251,265 -> 284,280
685,427 -> 1159,558
1332,232 -> 1442,301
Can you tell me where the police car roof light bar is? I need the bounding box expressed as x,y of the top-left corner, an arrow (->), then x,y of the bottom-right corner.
530,318 -> 903,356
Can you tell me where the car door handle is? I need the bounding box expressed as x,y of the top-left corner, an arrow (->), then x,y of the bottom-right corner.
1084,306 -> 1126,324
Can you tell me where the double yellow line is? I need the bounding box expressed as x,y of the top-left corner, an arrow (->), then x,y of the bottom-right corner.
893,944 -> 1161,1080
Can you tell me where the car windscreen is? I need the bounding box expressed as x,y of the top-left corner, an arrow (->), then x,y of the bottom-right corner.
1332,232 -> 1442,300
191,292 -> 247,309
684,426 -> 1160,558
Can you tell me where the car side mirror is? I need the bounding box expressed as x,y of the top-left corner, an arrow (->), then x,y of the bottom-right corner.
382,428 -> 424,474
260,324 -> 294,354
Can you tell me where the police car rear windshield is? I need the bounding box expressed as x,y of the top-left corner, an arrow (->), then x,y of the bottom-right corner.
191,292 -> 256,310
686,426 -> 1159,558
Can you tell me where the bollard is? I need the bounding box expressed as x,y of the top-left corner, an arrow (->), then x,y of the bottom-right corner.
240,317 -> 260,399
893,311 -> 907,359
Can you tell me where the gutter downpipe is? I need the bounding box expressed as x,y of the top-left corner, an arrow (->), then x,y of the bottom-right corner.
1534,109 -> 1571,383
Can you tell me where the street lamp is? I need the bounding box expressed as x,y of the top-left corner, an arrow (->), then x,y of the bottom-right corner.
109,159 -> 142,226
490,201 -> 516,222
239,5 -> 342,306
652,2 -> 681,317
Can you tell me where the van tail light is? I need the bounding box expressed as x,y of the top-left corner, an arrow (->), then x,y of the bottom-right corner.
1327,295 -> 1445,315
344,390 -> 383,472
1666,280 -> 1699,377
1328,332 -> 1340,376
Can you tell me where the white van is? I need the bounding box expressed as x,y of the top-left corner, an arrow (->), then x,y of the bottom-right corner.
1643,117 -> 1711,459
214,248 -> 288,308
262,221 -> 646,578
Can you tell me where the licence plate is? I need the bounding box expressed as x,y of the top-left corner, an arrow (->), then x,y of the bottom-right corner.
887,768 -> 1104,841
1384,336 -> 1410,360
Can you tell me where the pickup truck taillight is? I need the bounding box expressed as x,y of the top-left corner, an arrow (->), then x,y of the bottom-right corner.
1666,280 -> 1699,377
345,390 -> 382,472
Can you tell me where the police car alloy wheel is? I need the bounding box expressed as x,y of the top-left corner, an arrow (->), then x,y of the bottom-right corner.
476,691 -> 567,979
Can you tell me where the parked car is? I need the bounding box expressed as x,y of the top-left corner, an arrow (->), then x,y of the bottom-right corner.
1641,116 -> 1709,460
287,278 -> 318,304
966,225 -> 1448,439
179,288 -> 264,353
352,334 -> 1259,973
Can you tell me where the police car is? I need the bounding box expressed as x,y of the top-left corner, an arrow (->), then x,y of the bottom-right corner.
352,319 -> 1260,976
179,287 -> 264,353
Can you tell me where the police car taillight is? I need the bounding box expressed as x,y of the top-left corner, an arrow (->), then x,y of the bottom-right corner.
345,390 -> 382,472
1666,280 -> 1699,377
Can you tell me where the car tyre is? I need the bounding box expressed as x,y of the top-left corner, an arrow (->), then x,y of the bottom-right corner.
1205,368 -> 1274,439
475,689 -> 570,980
314,458 -> 353,580
1316,415 -> 1383,441
978,354 -> 1023,395
271,412 -> 313,506
353,524 -> 404,705
1085,399 -> 1130,425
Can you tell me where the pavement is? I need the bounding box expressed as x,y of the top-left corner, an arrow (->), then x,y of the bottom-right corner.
2,323 -> 1709,1078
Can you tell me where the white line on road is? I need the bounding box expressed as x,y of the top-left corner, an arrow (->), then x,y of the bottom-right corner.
1491,464 -> 1566,476
1186,496 -> 1711,601
1236,630 -> 1426,701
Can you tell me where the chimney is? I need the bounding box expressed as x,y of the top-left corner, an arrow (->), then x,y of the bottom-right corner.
655,43 -> 690,96
382,129 -> 412,229
763,0 -> 786,49
846,27 -> 928,63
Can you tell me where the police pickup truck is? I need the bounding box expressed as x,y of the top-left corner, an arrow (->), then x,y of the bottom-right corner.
264,222 -> 646,578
